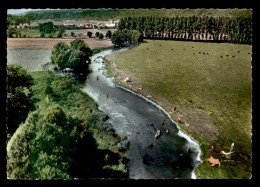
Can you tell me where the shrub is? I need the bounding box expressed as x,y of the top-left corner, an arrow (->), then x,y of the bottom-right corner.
40,33 -> 45,38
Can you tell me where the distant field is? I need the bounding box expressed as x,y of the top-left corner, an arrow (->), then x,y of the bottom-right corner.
7,38 -> 113,50
113,40 -> 252,178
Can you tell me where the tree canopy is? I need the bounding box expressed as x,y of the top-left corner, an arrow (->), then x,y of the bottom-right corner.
7,64 -> 33,135
7,71 -> 128,179
106,30 -> 112,39
118,16 -> 252,44
51,42 -> 71,70
7,104 -> 80,179
39,22 -> 55,34
111,29 -> 143,46
51,40 -> 92,73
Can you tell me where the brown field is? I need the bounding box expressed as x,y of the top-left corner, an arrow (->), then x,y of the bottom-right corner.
7,38 -> 113,50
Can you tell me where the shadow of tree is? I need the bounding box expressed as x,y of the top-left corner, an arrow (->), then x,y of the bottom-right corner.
69,131 -> 129,179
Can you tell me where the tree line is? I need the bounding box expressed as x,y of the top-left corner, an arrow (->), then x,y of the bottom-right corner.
118,16 -> 252,44
7,13 -> 35,26
7,9 -> 252,25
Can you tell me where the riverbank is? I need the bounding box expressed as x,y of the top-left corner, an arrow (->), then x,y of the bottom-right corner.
104,40 -> 252,179
83,48 -> 201,179
7,38 -> 113,50
105,54 -> 218,144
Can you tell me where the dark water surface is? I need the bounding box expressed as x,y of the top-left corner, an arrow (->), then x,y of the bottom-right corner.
81,48 -> 201,179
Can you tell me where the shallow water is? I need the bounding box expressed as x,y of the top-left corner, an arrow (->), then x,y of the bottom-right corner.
81,48 -> 201,179
7,49 -> 54,72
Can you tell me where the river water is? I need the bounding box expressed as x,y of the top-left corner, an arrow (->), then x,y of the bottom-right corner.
7,47 -> 201,179
7,49 -> 54,72
81,47 -> 201,179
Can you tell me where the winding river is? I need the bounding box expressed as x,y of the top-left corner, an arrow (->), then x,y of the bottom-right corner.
7,47 -> 201,179
81,47 -> 201,179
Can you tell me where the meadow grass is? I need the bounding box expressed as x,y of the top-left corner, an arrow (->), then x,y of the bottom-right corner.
113,39 -> 252,178
18,29 -> 59,38
103,58 -> 114,77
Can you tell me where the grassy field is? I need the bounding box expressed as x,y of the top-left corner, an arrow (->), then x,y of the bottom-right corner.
113,39 -> 252,178
18,29 -> 56,38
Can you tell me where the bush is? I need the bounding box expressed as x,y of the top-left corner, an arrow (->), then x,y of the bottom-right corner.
95,32 -> 100,38
57,28 -> 65,38
87,31 -> 92,38
98,33 -> 104,39
106,30 -> 112,39
44,85 -> 53,95
40,33 -> 45,38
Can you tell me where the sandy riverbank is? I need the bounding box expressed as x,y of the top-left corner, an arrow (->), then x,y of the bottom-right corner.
7,38 -> 113,50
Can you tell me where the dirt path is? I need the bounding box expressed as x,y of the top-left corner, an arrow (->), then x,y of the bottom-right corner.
7,38 -> 113,50
105,54 -> 219,145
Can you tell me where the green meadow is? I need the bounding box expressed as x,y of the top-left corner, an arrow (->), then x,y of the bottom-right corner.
113,39 -> 252,178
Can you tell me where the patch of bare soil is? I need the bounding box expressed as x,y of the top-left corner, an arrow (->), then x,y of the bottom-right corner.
7,38 -> 113,50
105,54 -> 219,145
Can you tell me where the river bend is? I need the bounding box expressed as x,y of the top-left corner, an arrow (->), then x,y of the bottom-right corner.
81,47 -> 201,179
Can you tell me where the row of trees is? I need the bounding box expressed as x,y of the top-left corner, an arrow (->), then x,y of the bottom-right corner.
118,16 -> 252,44
111,29 -> 143,46
7,13 -> 35,26
51,39 -> 92,73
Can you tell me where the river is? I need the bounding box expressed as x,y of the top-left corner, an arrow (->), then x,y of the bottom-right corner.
7,47 -> 201,179
81,47 -> 201,179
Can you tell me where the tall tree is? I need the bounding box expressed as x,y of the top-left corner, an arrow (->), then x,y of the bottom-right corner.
51,42 -> 71,70
106,30 -> 112,39
7,65 -> 33,135
39,22 -> 55,34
